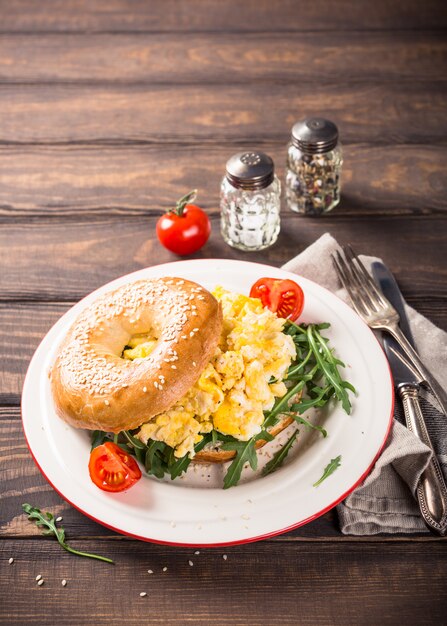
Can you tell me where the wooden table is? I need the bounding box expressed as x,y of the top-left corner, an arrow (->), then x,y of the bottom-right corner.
1,1 -> 446,624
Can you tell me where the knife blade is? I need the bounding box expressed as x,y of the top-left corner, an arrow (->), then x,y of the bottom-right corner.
372,260 -> 447,417
384,340 -> 447,534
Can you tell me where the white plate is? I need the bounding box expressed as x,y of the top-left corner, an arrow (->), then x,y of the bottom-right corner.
22,259 -> 394,546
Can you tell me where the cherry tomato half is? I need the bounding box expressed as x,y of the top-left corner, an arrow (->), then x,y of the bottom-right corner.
156,189 -> 211,256
88,442 -> 142,492
250,277 -> 305,321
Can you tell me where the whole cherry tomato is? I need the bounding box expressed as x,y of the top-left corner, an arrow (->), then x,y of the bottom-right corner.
156,190 -> 211,256
88,442 -> 142,492
250,277 -> 305,321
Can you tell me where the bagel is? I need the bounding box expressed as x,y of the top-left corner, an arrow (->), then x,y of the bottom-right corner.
51,277 -> 222,433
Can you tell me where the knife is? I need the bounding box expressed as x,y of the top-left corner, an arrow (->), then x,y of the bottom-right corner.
371,261 -> 447,416
384,341 -> 447,534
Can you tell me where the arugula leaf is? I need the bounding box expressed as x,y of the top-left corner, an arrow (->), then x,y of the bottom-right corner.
313,455 -> 342,487
222,440 -> 257,489
283,412 -> 327,437
122,430 -> 146,450
311,327 -> 355,414
90,430 -> 112,451
257,429 -> 274,443
145,441 -> 168,479
290,386 -> 332,413
22,504 -> 114,564
262,430 -> 298,476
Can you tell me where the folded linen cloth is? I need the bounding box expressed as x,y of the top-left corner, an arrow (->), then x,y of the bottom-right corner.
282,233 -> 447,534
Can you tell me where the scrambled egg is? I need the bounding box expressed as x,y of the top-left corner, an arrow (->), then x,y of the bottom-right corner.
136,288 -> 296,458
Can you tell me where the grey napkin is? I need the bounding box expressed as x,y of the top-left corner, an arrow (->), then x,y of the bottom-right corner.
282,233 -> 447,534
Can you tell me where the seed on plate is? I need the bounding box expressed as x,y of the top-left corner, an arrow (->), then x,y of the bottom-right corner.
223,554 -> 228,561
147,569 -> 153,574
56,516 -> 63,522
194,551 -> 200,555
140,592 -> 147,597
162,567 -> 168,572
61,579 -> 67,587
8,558 -> 14,565
35,574 -> 42,581
188,560 -> 194,567
38,579 -> 44,586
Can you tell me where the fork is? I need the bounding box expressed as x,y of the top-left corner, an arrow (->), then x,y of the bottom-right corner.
332,245 -> 447,417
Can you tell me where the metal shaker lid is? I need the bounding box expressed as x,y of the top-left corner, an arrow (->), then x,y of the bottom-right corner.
291,117 -> 339,154
225,151 -> 275,190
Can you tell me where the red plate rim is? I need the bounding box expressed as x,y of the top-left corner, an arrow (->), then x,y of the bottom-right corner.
21,260 -> 395,547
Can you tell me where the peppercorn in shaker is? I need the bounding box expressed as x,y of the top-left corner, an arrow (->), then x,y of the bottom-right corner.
285,117 -> 342,215
220,151 -> 281,251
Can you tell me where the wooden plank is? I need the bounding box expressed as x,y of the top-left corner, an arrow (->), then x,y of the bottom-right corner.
1,32 -> 446,84
0,0 -> 446,33
0,83 -> 446,144
1,539 -> 446,625
0,411 -> 342,540
0,304 -> 69,403
0,290 -> 445,404
0,216 -> 446,321
0,144 -> 446,217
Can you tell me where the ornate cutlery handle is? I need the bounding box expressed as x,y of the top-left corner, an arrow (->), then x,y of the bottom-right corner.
388,323 -> 447,418
399,384 -> 447,535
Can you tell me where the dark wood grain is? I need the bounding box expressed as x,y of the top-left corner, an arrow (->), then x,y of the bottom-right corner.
0,143 -> 446,217
1,539 -> 446,626
1,32 -> 446,84
1,0 -> 446,33
0,216 -> 446,319
1,83 -> 446,144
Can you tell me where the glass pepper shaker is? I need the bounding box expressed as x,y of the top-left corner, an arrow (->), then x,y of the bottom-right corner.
220,151 -> 281,251
285,117 -> 342,215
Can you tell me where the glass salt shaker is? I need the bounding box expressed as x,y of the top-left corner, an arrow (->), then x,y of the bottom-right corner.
285,117 -> 342,215
220,151 -> 281,251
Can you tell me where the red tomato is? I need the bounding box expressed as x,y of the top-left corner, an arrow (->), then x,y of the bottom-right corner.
88,442 -> 142,492
156,190 -> 211,256
250,277 -> 304,321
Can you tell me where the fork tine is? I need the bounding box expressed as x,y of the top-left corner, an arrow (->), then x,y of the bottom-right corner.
342,246 -> 386,313
345,245 -> 389,308
336,249 -> 379,316
332,251 -> 370,318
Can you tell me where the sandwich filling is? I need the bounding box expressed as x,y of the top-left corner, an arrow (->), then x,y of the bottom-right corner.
131,288 -> 296,458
